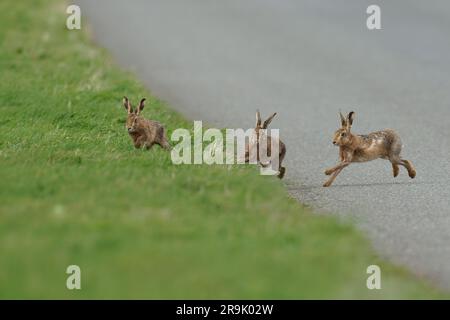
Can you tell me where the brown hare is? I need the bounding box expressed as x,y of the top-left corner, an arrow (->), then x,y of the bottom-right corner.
323,111 -> 416,187
123,97 -> 171,150
245,111 -> 286,179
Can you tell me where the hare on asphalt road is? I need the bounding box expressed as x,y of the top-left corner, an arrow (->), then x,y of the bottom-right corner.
323,111 -> 416,187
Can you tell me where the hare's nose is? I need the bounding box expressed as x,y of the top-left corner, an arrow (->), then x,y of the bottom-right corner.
333,141 -> 337,145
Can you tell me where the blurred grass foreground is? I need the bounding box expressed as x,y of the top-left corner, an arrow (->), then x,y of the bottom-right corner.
0,0 -> 444,298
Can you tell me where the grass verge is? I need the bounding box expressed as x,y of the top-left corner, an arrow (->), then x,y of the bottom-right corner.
0,0 -> 445,298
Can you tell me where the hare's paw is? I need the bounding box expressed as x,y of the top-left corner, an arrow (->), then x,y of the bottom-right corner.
323,180 -> 332,187
392,164 -> 400,178
404,160 -> 416,178
324,168 -> 334,175
278,167 -> 286,179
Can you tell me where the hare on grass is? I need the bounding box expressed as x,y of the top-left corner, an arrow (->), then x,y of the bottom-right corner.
123,96 -> 170,150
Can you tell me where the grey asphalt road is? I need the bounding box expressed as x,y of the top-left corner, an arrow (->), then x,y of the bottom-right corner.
77,0 -> 450,290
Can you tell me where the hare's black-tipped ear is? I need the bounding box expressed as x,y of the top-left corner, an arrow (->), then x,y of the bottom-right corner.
339,111 -> 346,127
123,96 -> 133,113
263,112 -> 277,129
347,111 -> 355,127
136,98 -> 146,115
255,110 -> 262,127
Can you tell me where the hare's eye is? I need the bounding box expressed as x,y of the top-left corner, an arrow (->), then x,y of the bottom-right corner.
341,132 -> 346,137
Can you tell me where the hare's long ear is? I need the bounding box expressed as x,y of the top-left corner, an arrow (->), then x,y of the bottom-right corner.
339,111 -> 346,127
255,110 -> 262,127
347,111 -> 355,130
123,96 -> 133,114
263,112 -> 277,129
136,98 -> 146,115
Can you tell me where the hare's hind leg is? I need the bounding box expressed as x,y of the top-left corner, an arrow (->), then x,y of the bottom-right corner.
390,157 -> 416,179
391,163 -> 400,177
278,167 -> 286,179
388,134 -> 415,178
160,138 -> 171,150
401,159 -> 416,178
277,149 -> 286,179
158,128 -> 171,150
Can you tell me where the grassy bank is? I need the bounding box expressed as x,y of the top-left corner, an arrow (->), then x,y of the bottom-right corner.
0,0 -> 444,298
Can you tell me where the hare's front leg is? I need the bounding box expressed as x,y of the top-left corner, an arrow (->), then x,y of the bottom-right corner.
324,166 -> 337,176
323,161 -> 350,187
134,135 -> 151,149
133,136 -> 144,149
325,161 -> 347,175
144,142 -> 155,150
325,150 -> 352,175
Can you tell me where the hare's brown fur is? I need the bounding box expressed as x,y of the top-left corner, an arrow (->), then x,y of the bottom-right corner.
123,97 -> 170,150
245,111 -> 286,179
323,111 -> 416,187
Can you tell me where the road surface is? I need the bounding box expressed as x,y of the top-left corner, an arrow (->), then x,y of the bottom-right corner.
76,0 -> 450,289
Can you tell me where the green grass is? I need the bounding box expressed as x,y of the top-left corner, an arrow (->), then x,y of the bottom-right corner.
0,0 -> 445,299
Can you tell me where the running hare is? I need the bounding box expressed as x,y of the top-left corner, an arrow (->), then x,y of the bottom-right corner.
323,111 -> 416,187
245,111 -> 286,179
123,97 -> 170,150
